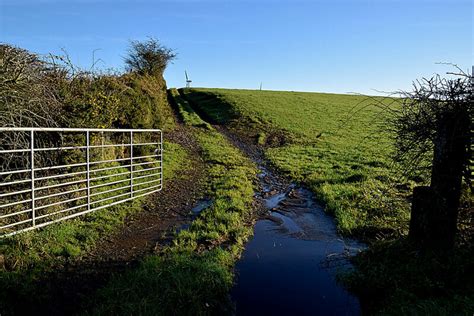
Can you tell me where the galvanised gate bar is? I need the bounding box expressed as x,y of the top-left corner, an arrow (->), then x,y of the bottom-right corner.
0,127 -> 163,237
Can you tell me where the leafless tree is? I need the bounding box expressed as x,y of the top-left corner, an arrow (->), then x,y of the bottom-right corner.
0,44 -> 65,171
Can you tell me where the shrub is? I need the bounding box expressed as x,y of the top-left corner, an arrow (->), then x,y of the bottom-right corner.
124,38 -> 176,77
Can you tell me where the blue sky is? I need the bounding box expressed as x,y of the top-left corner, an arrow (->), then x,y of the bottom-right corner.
1,0 -> 472,94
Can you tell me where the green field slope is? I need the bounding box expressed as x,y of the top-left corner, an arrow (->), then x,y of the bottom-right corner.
182,88 -> 474,315
182,88 -> 414,241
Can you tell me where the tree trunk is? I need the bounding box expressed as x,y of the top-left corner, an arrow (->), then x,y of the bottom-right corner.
409,186 -> 436,247
409,109 -> 469,250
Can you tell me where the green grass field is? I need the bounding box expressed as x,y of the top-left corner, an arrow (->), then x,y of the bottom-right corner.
182,87 -> 473,316
183,88 -> 415,241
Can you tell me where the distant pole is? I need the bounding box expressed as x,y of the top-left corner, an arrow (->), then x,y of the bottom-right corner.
259,82 -> 262,91
185,71 -> 192,88
470,66 -> 473,93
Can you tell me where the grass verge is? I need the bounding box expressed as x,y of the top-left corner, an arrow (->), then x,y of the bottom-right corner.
342,239 -> 474,315
0,141 -> 187,314
91,126 -> 258,315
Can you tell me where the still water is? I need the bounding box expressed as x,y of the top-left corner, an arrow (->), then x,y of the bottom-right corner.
231,181 -> 364,316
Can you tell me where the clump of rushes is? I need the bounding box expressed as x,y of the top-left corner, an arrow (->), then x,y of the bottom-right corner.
92,129 -> 257,315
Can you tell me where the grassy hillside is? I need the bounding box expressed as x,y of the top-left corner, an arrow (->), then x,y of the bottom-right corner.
182,87 -> 473,316
182,88 -> 414,241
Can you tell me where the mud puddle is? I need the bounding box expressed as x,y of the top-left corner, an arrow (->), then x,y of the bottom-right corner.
231,166 -> 364,316
177,198 -> 213,232
191,198 -> 213,215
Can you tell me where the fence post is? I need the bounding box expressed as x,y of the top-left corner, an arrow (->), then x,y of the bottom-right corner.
130,131 -> 133,198
86,131 -> 90,210
30,130 -> 35,227
160,131 -> 163,189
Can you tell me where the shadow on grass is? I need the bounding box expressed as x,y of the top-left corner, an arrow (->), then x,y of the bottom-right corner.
341,238 -> 474,315
90,249 -> 235,315
179,89 -> 238,125
0,257 -> 140,315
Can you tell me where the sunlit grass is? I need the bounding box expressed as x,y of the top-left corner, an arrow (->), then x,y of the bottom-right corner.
182,87 -> 472,316
92,127 -> 258,315
183,88 -> 414,240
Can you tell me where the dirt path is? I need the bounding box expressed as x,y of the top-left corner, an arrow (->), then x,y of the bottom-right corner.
17,123 -> 209,316
86,124 -> 206,261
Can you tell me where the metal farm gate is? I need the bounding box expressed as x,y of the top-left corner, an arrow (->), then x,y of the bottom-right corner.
0,128 -> 163,237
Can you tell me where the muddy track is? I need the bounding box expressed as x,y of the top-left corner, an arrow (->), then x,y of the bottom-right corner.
86,124 -> 206,261
180,91 -> 364,315
178,90 -> 291,202
13,123 -> 208,316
